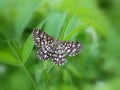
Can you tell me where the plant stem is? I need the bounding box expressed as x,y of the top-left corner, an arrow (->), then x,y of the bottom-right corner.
8,41 -> 37,89
21,64 -> 37,89
7,41 -> 21,62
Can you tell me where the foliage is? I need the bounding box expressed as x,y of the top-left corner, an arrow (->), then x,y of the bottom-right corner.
0,0 -> 120,90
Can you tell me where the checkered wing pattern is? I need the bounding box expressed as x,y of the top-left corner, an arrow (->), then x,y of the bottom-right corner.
61,41 -> 83,56
33,28 -> 54,47
33,28 -> 83,66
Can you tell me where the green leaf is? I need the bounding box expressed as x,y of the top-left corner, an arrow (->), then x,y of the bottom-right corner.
77,0 -> 111,38
14,0 -> 44,40
60,9 -> 82,40
63,70 -> 71,83
21,34 -> 34,63
45,11 -> 67,39
67,65 -> 80,77
0,51 -> 20,65
64,24 -> 87,40
37,18 -> 47,29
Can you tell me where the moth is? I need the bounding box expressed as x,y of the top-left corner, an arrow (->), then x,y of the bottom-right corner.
32,28 -> 83,65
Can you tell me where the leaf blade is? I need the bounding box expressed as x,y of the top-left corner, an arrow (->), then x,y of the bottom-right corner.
21,34 -> 34,63
0,51 -> 20,65
45,11 -> 67,39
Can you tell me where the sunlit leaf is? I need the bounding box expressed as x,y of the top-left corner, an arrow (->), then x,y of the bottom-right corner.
60,9 -> 79,40
45,11 -> 67,38
64,24 -> 87,40
0,51 -> 20,65
37,18 -> 47,29
77,0 -> 111,38
21,34 -> 34,63
14,0 -> 44,40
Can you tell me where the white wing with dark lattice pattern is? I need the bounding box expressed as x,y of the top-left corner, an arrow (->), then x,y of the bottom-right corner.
32,28 -> 54,47
61,41 -> 83,56
32,28 -> 83,66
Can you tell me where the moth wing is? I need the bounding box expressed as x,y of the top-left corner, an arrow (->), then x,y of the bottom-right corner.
61,41 -> 83,56
32,28 -> 54,47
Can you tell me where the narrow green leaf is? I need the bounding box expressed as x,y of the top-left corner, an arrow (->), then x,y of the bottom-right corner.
67,65 -> 80,77
36,18 -> 47,29
14,0 -> 44,40
77,0 -> 110,38
60,9 -> 78,40
0,51 -> 20,65
64,24 -> 87,40
21,34 -> 34,63
45,11 -> 67,39
63,70 -> 70,83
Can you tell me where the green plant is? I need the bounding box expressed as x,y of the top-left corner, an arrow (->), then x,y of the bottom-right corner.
0,0 -> 120,90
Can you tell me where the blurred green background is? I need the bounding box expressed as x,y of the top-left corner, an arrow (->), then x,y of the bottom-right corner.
0,0 -> 120,90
